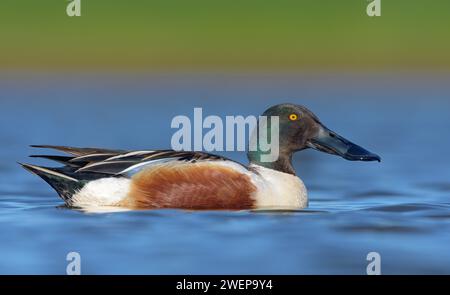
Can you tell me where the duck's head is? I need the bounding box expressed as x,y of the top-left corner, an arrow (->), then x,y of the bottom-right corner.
248,103 -> 381,175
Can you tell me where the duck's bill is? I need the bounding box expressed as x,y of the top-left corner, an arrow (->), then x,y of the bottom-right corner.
307,127 -> 381,162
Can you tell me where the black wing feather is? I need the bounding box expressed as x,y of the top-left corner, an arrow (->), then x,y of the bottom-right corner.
31,145 -> 125,156
28,145 -> 247,178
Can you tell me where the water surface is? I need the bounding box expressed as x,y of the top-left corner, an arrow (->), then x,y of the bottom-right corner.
0,72 -> 449,274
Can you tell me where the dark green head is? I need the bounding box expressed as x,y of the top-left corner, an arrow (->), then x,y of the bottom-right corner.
248,103 -> 381,175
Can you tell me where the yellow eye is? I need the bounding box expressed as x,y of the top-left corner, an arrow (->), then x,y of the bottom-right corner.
289,113 -> 299,121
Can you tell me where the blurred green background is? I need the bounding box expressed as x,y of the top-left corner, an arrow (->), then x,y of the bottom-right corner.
1,0 -> 449,70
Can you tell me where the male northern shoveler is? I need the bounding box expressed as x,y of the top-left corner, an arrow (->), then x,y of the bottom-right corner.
20,103 -> 380,211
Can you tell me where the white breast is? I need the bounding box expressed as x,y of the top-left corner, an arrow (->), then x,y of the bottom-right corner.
250,164 -> 308,210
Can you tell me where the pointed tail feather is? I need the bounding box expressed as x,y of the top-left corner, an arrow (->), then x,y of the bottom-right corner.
19,163 -> 84,203
29,155 -> 78,167
30,145 -> 124,157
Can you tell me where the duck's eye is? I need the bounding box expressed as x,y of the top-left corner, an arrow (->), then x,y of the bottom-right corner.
289,113 -> 299,121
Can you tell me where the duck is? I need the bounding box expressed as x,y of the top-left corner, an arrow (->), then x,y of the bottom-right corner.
20,103 -> 380,211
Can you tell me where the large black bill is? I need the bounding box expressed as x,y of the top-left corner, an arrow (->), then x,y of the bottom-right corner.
307,127 -> 381,162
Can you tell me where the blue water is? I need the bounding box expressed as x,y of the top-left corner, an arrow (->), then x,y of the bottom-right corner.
1,72 -> 450,274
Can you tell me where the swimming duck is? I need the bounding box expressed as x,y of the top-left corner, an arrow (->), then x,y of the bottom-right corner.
20,103 -> 380,211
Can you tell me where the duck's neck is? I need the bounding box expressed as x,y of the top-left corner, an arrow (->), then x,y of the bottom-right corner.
247,150 -> 296,175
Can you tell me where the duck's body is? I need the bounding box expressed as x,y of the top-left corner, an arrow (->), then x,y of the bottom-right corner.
21,103 -> 379,211
21,146 -> 307,211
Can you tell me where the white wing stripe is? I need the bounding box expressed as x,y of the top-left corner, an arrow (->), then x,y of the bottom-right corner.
28,165 -> 79,182
119,158 -> 181,175
72,153 -> 116,161
105,151 -> 154,161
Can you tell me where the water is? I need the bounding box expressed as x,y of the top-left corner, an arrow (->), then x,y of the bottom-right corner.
1,72 -> 449,274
